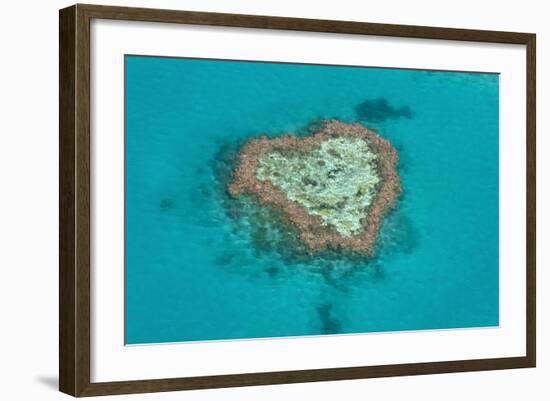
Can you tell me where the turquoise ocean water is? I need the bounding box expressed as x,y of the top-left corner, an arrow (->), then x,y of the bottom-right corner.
125,55 -> 499,344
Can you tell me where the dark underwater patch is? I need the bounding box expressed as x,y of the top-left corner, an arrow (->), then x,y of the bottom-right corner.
355,98 -> 413,123
264,266 -> 281,278
159,199 -> 174,210
316,303 -> 342,334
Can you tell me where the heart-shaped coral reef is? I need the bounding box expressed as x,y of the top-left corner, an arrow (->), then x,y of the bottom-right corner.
228,120 -> 401,255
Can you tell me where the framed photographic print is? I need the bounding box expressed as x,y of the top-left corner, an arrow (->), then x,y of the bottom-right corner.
59,4 -> 536,397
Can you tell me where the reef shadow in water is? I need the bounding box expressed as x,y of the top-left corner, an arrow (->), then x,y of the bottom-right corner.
355,98 -> 413,123
159,198 -> 175,210
316,303 -> 342,334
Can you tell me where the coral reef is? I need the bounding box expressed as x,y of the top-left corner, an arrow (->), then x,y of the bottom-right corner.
228,120 -> 401,255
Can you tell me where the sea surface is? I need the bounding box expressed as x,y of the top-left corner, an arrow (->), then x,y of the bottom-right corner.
125,55 -> 499,344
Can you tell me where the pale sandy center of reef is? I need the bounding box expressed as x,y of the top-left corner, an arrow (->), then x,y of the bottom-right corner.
228,120 -> 401,255
256,137 -> 379,237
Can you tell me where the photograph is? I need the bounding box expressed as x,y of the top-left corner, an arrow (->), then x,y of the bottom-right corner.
124,55 -> 500,344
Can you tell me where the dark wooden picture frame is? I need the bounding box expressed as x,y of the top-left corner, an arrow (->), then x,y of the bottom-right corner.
59,3 -> 536,397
